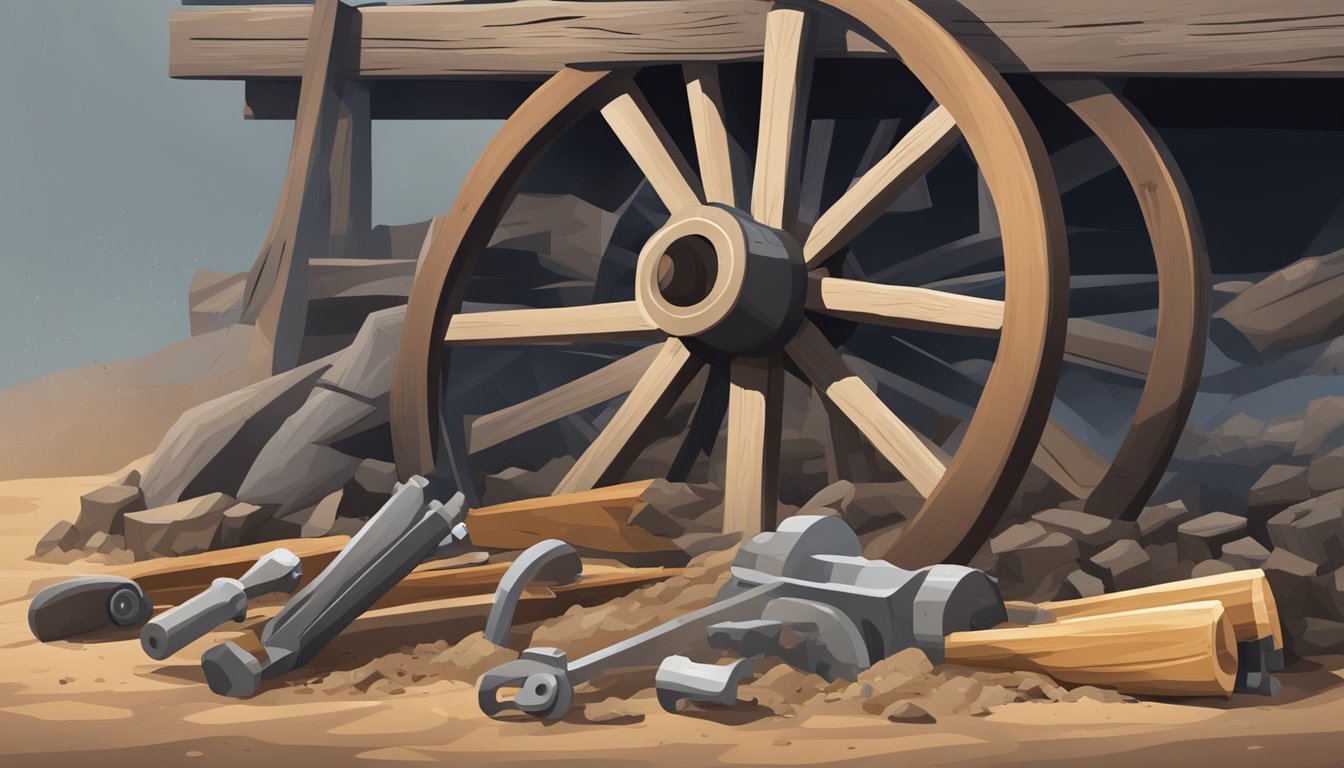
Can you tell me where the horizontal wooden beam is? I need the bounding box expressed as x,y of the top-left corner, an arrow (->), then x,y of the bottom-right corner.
171,1 -> 1344,81
244,79 -> 538,120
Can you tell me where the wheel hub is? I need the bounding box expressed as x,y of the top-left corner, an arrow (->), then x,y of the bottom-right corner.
635,204 -> 807,355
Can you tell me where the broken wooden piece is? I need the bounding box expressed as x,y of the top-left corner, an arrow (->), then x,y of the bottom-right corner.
945,601 -> 1238,697
466,480 -> 686,554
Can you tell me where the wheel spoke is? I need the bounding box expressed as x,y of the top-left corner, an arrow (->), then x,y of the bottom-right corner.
466,344 -> 663,454
806,275 -> 1004,334
684,65 -> 736,207
555,338 -> 704,494
785,321 -> 948,497
443,302 -> 661,345
804,106 -> 961,268
752,5 -> 814,233
601,82 -> 703,213
1064,317 -> 1154,375
1032,418 -> 1108,499
724,355 -> 784,536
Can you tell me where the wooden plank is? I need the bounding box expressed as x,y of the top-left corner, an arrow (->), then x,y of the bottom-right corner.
239,0 -> 353,374
327,81 -> 370,261
1064,317 -> 1155,375
723,356 -> 783,536
169,1 -> 1344,80
946,601 -> 1238,697
467,345 -> 663,454
467,480 -> 684,553
443,302 -> 662,346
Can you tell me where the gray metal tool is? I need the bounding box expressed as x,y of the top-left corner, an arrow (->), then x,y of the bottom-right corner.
483,539 -> 582,647
478,515 -> 1006,720
656,656 -> 753,712
202,484 -> 467,697
140,548 -> 302,660
28,575 -> 152,642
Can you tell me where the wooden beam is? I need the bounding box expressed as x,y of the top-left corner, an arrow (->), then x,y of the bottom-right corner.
244,79 -> 538,120
466,480 -> 685,553
239,0 -> 353,373
170,1 -> 1344,80
328,80 -> 371,261
1064,317 -> 1155,375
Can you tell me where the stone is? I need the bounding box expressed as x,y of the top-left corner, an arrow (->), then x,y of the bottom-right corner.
1267,499 -> 1344,568
799,480 -> 855,515
1136,501 -> 1197,546
1295,396 -> 1344,457
124,493 -> 236,558
1210,248 -> 1344,363
114,470 -> 142,488
268,492 -> 342,540
881,700 -> 934,723
481,458 -> 576,506
1083,539 -> 1152,592
338,458 -> 399,518
1176,512 -> 1247,562
844,482 -> 922,534
318,306 -> 405,400
1031,508 -> 1135,556
213,503 -> 270,549
989,522 -> 1049,555
1263,548 -> 1320,638
1249,465 -> 1311,511
1296,617 -> 1344,655
1191,559 -> 1236,579
1309,445 -> 1344,495
73,483 -> 145,540
993,529 -> 1080,601
1054,569 -> 1105,601
139,357 -> 333,508
188,269 -> 246,337
627,481 -> 721,538
1219,537 -> 1272,570
1311,566 -> 1344,622
34,520 -> 79,557
1145,542 -> 1186,581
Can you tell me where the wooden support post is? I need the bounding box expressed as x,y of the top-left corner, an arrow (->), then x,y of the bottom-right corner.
240,0 -> 355,373
328,81 -> 372,260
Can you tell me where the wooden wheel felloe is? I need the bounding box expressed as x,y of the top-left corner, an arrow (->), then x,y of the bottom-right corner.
391,0 -> 1069,567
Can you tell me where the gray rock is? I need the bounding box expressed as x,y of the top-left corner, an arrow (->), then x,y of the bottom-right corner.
1083,539 -> 1152,592
318,306 -> 405,400
1032,508 -> 1135,556
1311,566 -> 1344,622
1177,512 -> 1247,562
990,522 -> 1049,555
1294,396 -> 1344,457
1263,547 -> 1319,640
1136,501 -> 1197,546
1220,537 -> 1272,570
73,483 -> 145,540
338,459 -> 398,518
1054,569 -> 1105,601
845,482 -> 922,534
993,529 -> 1080,602
799,480 -> 855,514
214,503 -> 270,549
1308,445 -> 1344,495
1191,559 -> 1236,579
140,357 -> 332,508
115,470 -> 143,488
1145,542 -> 1186,581
234,386 -> 378,515
1249,464 -> 1311,510
628,480 -> 722,538
1267,499 -> 1344,569
34,520 -> 79,557
124,493 -> 236,558
1296,617 -> 1344,655
482,458 -> 577,506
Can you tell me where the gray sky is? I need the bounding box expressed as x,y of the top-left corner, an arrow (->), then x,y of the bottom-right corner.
0,0 -> 500,389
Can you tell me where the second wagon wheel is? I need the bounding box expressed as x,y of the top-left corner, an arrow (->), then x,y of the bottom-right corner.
391,0 -> 1069,567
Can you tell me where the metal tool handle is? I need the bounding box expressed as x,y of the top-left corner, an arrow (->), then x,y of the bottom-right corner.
141,548 -> 303,660
142,578 -> 246,660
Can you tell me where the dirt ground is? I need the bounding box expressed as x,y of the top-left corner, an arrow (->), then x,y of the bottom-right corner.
4,469 -> 1344,768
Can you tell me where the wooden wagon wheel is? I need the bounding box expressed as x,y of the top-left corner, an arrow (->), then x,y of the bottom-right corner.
390,0 -> 1069,567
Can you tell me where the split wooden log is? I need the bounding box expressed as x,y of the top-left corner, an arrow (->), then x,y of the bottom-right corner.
1025,568 -> 1282,649
1211,249 -> 1344,363
945,601 -> 1238,697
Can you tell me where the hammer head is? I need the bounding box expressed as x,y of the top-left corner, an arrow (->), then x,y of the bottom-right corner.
731,516 -> 861,581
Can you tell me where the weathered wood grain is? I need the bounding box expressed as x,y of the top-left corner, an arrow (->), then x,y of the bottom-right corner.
171,0 -> 1344,80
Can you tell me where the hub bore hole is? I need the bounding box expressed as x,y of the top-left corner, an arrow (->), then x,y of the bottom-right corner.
657,235 -> 718,307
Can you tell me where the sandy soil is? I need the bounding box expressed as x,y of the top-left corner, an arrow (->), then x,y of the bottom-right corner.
3,470 -> 1344,768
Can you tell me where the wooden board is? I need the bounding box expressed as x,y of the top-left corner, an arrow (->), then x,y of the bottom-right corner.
469,480 -> 685,553
171,1 -> 1344,80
